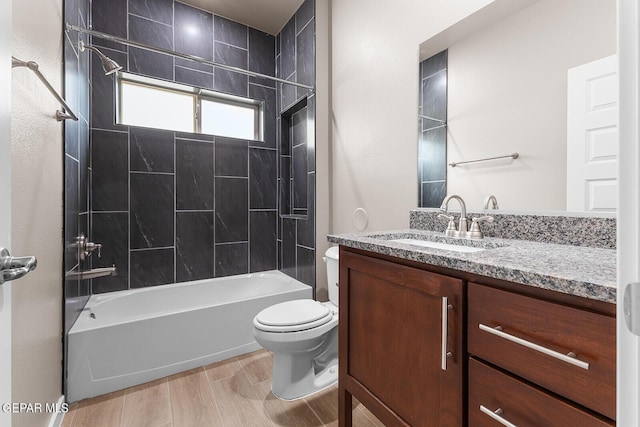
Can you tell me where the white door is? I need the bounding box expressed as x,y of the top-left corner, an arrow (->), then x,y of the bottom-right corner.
0,3 -> 12,427
618,0 -> 640,425
566,55 -> 618,212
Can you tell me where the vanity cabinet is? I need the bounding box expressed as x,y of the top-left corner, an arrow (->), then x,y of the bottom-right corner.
468,283 -> 616,425
337,247 -> 616,427
338,249 -> 464,427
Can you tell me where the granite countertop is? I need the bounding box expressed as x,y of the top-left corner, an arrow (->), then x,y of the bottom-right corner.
327,229 -> 617,304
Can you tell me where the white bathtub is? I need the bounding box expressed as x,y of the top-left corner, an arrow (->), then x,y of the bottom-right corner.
66,270 -> 312,402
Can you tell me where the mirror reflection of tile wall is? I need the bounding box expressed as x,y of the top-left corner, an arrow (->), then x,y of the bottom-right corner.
418,50 -> 447,208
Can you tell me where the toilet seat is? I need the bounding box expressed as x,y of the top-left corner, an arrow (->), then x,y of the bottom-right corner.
254,300 -> 334,333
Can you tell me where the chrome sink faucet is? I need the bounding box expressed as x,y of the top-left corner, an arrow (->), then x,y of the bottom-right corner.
439,195 -> 469,238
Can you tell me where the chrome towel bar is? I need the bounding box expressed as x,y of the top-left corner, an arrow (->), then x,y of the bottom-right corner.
12,56 -> 78,121
449,152 -> 519,168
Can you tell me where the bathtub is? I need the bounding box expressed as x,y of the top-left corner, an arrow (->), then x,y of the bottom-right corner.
66,270 -> 312,402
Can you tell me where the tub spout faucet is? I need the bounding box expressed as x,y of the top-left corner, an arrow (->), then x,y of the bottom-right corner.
440,195 -> 469,238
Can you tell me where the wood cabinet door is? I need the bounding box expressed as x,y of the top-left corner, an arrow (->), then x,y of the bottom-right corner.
338,249 -> 464,427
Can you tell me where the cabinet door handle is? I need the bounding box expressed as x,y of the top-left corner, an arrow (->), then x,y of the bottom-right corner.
441,297 -> 452,370
479,405 -> 517,427
478,324 -> 590,370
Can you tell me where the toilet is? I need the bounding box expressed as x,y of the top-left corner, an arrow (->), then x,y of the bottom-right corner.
253,246 -> 339,400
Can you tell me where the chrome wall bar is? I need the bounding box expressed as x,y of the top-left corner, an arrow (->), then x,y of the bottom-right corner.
449,152 -> 519,168
12,57 -> 79,121
65,23 -> 315,92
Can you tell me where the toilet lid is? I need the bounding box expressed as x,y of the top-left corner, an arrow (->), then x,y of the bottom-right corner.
256,299 -> 331,327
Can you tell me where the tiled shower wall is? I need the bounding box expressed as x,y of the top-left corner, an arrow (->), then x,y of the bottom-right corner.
418,50 -> 447,208
64,0 -> 91,333
82,0 -> 316,294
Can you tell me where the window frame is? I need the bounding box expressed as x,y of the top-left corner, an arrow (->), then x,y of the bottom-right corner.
116,72 -> 264,141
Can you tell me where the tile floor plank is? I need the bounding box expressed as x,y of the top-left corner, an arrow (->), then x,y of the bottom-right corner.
168,367 -> 222,427
203,356 -> 243,382
69,391 -> 125,427
207,370 -> 271,426
122,378 -> 171,427
235,350 -> 273,385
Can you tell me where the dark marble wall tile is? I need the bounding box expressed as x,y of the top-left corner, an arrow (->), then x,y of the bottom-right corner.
279,18 -> 295,79
422,49 -> 447,79
130,173 -> 174,248
420,127 -> 447,182
78,120 -> 90,212
176,211 -> 214,282
129,0 -> 174,25
249,84 -> 276,148
176,139 -> 214,210
130,127 -> 175,173
292,108 -> 307,145
174,1 -> 213,72
422,71 -> 447,122
65,156 -> 79,273
296,19 -> 315,91
280,218 -> 296,277
250,211 -> 277,272
215,177 -> 248,243
422,181 -> 446,208
295,0 -> 315,33
214,15 -> 248,48
281,75 -> 298,111
130,249 -> 174,287
292,143 -> 307,210
296,245 -> 315,286
249,148 -> 277,209
129,48 -> 174,81
248,28 -> 275,87
91,130 -> 129,211
175,66 -> 213,90
297,173 -> 315,248
215,137 -> 248,177
92,0 -> 127,51
214,42 -> 248,96
91,212 -> 129,293
216,243 -> 248,277
279,156 -> 291,214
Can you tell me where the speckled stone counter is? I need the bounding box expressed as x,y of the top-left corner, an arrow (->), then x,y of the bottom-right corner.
410,209 -> 616,249
327,229 -> 616,304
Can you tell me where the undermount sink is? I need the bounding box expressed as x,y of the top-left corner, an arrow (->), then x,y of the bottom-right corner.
390,238 -> 486,253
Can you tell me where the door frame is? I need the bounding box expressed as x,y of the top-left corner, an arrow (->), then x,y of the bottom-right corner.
617,0 -> 640,424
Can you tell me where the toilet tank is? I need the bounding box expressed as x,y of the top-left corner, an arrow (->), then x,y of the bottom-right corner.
324,246 -> 339,306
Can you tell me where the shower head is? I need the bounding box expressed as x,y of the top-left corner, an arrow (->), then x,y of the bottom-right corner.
79,41 -> 122,75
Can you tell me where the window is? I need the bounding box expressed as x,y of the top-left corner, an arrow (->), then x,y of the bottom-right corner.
116,72 -> 263,141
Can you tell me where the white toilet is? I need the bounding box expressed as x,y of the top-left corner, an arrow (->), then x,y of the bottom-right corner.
253,246 -> 339,400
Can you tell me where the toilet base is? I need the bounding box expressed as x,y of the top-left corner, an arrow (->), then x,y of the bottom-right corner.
271,352 -> 338,401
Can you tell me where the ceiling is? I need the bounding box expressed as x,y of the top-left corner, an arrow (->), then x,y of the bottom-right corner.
180,0 -> 305,35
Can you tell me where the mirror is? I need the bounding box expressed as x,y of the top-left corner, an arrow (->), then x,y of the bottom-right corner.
418,0 -> 616,212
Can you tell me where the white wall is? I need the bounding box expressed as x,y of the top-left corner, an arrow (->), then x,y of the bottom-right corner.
1,2 -> 13,426
446,0 -> 616,210
11,0 -> 64,425
331,0 -> 493,233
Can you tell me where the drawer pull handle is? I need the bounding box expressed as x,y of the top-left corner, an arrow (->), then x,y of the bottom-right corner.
480,405 -> 517,427
478,324 -> 590,370
441,297 -> 453,370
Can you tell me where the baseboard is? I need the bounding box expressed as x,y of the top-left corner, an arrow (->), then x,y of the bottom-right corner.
46,395 -> 66,427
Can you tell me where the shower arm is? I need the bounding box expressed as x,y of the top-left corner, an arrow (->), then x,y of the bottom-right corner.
65,23 -> 316,92
12,57 -> 79,121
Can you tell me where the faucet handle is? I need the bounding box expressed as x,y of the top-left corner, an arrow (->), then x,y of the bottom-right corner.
468,216 -> 494,240
437,213 -> 457,237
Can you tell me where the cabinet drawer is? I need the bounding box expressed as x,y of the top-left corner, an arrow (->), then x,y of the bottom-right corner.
469,358 -> 613,426
468,284 -> 615,420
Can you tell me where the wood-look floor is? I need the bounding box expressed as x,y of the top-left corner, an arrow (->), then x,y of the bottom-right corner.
62,350 -> 383,427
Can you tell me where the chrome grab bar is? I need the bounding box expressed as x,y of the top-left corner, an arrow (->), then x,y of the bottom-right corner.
479,406 -> 517,427
11,57 -> 79,121
478,324 -> 590,370
0,248 -> 37,285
